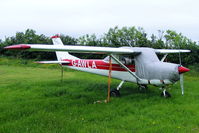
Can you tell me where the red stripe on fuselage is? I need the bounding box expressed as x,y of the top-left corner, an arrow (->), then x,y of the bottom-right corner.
62,59 -> 135,72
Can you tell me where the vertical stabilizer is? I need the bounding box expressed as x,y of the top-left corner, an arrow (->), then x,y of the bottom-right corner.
51,35 -> 79,60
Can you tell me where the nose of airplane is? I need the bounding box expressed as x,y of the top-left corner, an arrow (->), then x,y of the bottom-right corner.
178,66 -> 190,74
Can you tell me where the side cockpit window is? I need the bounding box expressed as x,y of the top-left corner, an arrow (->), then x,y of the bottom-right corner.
119,55 -> 135,65
104,55 -> 134,65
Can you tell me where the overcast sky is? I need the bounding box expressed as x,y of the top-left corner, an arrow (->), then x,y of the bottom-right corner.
0,0 -> 199,42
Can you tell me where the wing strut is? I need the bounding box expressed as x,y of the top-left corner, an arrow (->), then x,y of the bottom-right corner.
107,55 -> 112,103
110,54 -> 141,82
161,54 -> 168,62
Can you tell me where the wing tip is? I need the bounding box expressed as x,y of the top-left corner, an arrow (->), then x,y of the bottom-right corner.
4,44 -> 31,50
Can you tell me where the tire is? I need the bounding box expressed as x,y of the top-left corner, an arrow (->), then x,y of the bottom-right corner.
110,89 -> 120,97
161,91 -> 171,98
138,85 -> 148,92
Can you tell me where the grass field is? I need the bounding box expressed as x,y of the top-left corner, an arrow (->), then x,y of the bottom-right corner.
0,58 -> 199,133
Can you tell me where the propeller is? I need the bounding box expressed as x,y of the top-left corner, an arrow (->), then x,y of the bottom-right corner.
178,52 -> 190,95
179,52 -> 183,95
180,74 -> 184,95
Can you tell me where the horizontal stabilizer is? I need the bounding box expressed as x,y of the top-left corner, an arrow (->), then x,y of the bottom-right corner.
35,61 -> 70,64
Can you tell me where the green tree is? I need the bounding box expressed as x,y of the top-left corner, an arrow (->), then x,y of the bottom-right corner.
78,34 -> 101,46
102,26 -> 150,47
163,30 -> 199,65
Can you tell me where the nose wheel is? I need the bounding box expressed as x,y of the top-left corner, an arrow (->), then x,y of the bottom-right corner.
161,89 -> 171,98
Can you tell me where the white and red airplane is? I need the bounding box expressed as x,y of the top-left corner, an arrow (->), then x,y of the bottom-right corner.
4,35 -> 190,98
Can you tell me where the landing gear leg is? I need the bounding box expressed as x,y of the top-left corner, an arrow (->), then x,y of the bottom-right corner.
110,80 -> 124,97
160,87 -> 171,98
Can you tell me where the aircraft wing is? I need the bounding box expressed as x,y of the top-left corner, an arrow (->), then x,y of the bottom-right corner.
4,44 -> 141,54
155,49 -> 191,54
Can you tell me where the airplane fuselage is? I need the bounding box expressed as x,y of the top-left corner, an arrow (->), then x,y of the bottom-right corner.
62,59 -> 136,82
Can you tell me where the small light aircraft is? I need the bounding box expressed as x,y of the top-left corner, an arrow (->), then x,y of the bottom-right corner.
4,35 -> 190,98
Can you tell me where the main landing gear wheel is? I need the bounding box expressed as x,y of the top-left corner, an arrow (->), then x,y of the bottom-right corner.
138,85 -> 148,92
110,89 -> 120,97
161,91 -> 171,98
